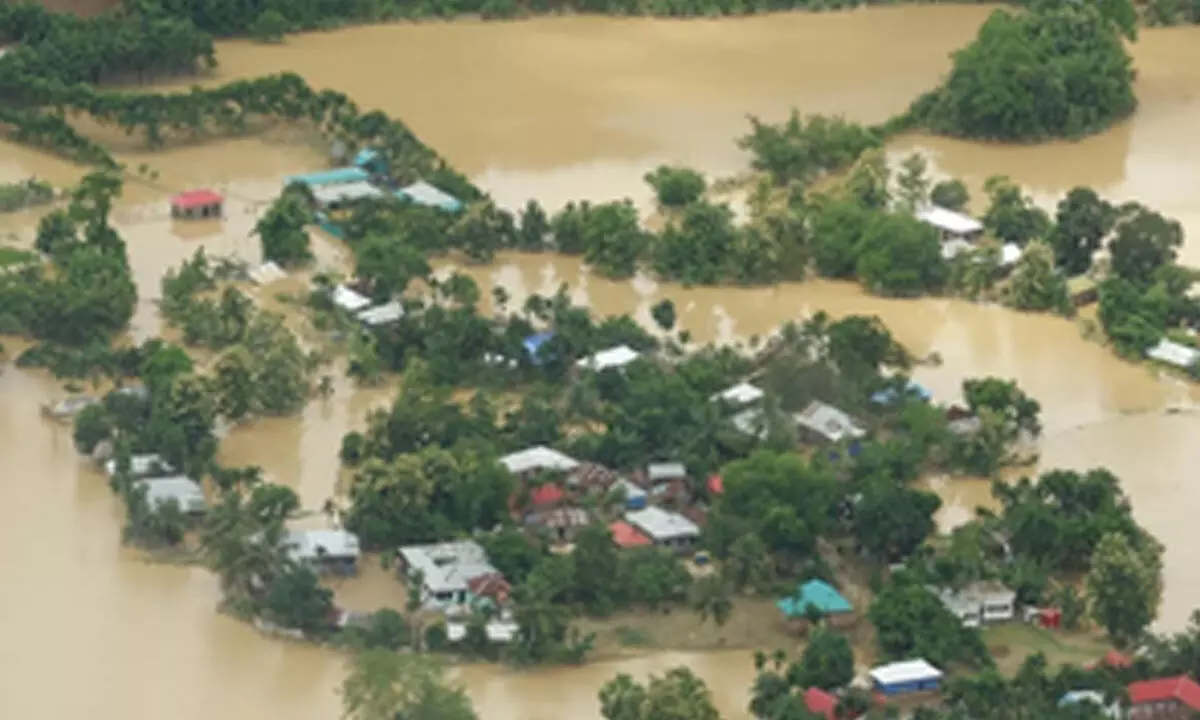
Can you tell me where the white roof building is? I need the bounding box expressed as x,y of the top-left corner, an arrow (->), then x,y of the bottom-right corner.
869,659 -> 943,687
311,181 -> 384,207
793,400 -> 866,443
1147,338 -> 1200,369
447,619 -> 519,644
357,300 -> 404,327
138,476 -> 207,514
249,261 -> 286,286
399,540 -> 497,595
625,506 -> 700,543
499,446 -> 580,475
576,345 -> 642,372
916,206 -> 984,236
711,382 -> 765,406
731,408 -> 769,439
332,285 -> 372,313
286,529 -> 361,562
647,462 -> 687,482
105,454 -> 175,479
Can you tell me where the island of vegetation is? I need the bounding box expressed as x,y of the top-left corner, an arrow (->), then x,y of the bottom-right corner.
3,1 -> 1200,719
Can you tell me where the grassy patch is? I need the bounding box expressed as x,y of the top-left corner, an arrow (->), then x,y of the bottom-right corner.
0,246 -> 38,268
613,625 -> 652,647
983,623 -> 1110,675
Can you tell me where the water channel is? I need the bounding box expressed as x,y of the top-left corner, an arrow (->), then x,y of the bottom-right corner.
3,6 -> 1200,719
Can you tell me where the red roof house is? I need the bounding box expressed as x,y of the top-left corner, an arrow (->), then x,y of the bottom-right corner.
610,520 -> 652,548
1098,650 -> 1133,669
803,688 -> 836,720
170,189 -> 224,219
708,475 -> 724,495
529,483 -> 565,507
1127,675 -> 1200,717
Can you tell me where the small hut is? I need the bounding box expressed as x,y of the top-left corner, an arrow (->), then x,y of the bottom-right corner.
170,189 -> 224,219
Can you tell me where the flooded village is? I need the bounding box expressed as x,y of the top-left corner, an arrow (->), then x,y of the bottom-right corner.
6,2 -> 1200,720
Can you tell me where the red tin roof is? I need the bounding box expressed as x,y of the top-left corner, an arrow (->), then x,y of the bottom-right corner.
529,483 -> 564,506
708,475 -> 724,494
1128,676 -> 1200,710
171,189 -> 223,210
610,520 -> 652,548
803,688 -> 836,719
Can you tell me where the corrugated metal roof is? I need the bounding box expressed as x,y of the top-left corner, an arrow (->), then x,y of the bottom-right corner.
576,345 -> 641,372
625,506 -> 699,541
139,476 -> 206,514
332,285 -> 372,313
916,206 -> 983,235
869,659 -> 943,687
499,446 -> 579,475
286,529 -> 360,561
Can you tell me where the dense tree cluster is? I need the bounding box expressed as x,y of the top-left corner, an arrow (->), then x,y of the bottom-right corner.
913,1 -> 1138,141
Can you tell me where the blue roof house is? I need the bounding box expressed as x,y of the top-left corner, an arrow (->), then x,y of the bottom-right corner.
353,148 -> 388,175
871,379 -> 933,406
869,659 -> 943,697
285,166 -> 370,189
777,579 -> 853,619
522,332 -> 555,365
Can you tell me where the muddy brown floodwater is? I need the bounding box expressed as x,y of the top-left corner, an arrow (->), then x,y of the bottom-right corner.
4,6 -> 1200,720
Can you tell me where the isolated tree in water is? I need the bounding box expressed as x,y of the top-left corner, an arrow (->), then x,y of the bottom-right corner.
342,651 -> 477,720
255,190 -> 313,267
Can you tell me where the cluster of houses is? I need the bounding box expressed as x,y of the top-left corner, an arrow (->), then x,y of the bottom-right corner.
290,148 -> 464,214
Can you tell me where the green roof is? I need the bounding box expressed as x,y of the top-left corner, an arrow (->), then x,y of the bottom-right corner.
776,579 -> 853,618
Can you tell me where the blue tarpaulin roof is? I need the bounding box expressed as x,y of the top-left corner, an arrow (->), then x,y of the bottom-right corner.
871,379 -> 933,405
286,167 -> 370,188
354,148 -> 381,168
777,579 -> 853,618
523,332 -> 554,363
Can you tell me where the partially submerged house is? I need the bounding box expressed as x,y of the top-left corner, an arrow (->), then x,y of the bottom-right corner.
1147,338 -> 1200,370
285,529 -> 361,575
104,453 -> 175,479
1058,691 -> 1121,719
41,395 -> 98,421
869,659 -> 943,697
794,400 -> 866,449
576,345 -> 642,373
624,506 -> 700,552
170,189 -> 223,220
285,166 -> 370,189
870,379 -> 932,406
447,618 -> 519,644
397,540 -> 502,610
933,581 -> 1017,628
916,205 -> 984,244
777,579 -> 854,623
138,476 -> 207,515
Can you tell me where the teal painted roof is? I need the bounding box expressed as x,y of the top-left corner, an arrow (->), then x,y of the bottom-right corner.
285,167 -> 370,188
776,579 -> 853,617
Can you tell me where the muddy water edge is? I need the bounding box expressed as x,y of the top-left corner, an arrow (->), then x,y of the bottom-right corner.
4,7 -> 1200,720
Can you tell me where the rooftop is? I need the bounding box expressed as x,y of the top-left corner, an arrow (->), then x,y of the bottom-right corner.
285,166 -> 370,188
286,529 -> 361,561
311,180 -> 384,206
332,285 -> 372,314
711,382 -> 765,406
1147,338 -> 1200,369
794,400 -> 866,443
916,206 -> 984,235
625,506 -> 700,542
104,454 -> 175,479
249,261 -> 286,286
357,300 -> 404,327
138,476 -> 206,514
610,520 -> 652,548
869,659 -> 943,687
803,688 -> 837,720
870,379 -> 932,405
647,462 -> 687,482
499,446 -> 580,475
170,189 -> 223,210
528,483 -> 565,506
1128,676 -> 1200,710
777,579 -> 854,618
399,540 -> 498,594
397,181 -> 463,212
576,345 -> 642,372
